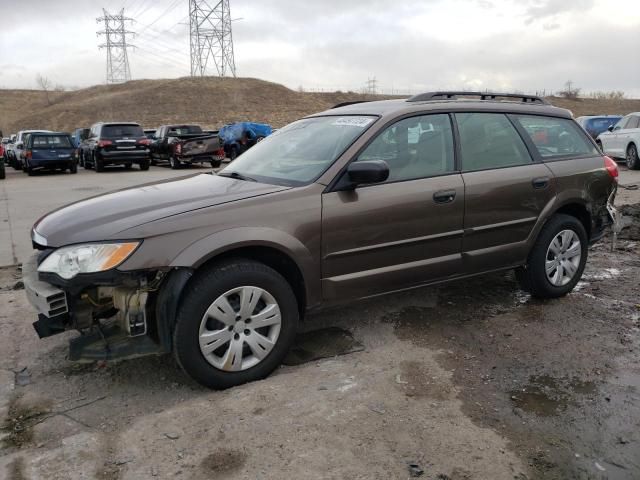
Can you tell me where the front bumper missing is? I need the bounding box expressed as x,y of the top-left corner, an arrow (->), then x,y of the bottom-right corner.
607,189 -> 619,251
23,254 -> 68,318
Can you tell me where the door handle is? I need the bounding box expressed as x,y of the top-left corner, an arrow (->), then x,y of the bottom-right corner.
532,177 -> 550,189
433,190 -> 456,204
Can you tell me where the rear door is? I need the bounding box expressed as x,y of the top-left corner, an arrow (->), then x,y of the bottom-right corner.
31,135 -> 74,161
322,113 -> 465,301
455,112 -> 556,272
603,116 -> 629,157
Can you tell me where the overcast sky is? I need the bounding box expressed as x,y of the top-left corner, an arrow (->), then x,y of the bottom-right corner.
1,0 -> 639,96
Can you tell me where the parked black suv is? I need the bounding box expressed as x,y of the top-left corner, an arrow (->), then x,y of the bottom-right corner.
80,122 -> 151,172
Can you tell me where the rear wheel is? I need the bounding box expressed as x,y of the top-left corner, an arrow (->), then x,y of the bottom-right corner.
516,214 -> 587,298
139,159 -> 150,171
169,156 -> 181,169
0,160 -> 5,180
626,144 -> 639,170
94,154 -> 104,172
26,161 -> 34,176
69,162 -> 77,174
173,259 -> 299,389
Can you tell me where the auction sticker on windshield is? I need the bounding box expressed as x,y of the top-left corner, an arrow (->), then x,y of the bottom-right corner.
331,117 -> 375,128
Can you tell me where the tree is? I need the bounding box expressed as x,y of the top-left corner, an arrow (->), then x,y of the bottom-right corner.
559,80 -> 581,100
36,74 -> 52,106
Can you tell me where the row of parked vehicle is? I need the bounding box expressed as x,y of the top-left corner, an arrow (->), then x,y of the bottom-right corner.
575,113 -> 640,169
0,121 -> 273,176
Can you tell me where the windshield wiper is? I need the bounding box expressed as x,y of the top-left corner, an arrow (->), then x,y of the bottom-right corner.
218,171 -> 258,182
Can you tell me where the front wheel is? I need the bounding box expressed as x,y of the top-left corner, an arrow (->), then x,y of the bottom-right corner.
516,214 -> 588,298
173,260 -> 299,389
626,144 -> 639,170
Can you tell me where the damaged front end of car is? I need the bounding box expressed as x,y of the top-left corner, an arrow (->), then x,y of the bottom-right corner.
23,236 -> 192,362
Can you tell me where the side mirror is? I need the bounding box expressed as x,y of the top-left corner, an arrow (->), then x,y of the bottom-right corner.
17,143 -> 23,149
607,125 -> 614,132
346,160 -> 389,188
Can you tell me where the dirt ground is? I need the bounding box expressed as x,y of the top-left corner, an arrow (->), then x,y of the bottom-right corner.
1,169 -> 639,479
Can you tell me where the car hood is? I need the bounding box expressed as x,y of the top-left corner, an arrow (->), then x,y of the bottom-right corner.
34,173 -> 290,247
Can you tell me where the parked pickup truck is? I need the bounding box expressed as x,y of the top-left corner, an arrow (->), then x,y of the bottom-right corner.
149,125 -> 224,169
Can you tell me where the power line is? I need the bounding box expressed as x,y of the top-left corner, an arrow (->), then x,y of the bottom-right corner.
190,0 -> 237,78
97,9 -> 135,84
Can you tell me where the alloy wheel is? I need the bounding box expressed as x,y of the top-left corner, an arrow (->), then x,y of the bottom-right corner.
545,230 -> 582,286
627,145 -> 638,169
198,286 -> 282,372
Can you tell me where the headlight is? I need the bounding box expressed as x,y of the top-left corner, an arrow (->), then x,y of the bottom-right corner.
38,242 -> 139,279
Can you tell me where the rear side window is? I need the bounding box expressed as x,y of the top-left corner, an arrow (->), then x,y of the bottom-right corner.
456,113 -> 532,171
168,126 -> 203,135
31,135 -> 72,148
101,124 -> 143,138
515,116 -> 598,159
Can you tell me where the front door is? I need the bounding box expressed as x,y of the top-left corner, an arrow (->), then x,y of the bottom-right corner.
321,113 -> 464,302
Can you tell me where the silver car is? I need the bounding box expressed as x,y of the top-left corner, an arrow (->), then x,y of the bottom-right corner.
596,112 -> 640,170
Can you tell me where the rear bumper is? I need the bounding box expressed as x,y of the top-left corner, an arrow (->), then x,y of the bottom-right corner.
98,150 -> 149,164
30,159 -> 74,168
178,153 -> 224,166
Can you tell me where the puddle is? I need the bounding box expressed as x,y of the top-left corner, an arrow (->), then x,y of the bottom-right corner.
283,327 -> 364,366
510,375 -> 596,416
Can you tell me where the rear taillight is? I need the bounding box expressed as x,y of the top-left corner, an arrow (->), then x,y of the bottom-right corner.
604,156 -> 618,181
175,143 -> 182,154
138,138 -> 151,146
97,140 -> 113,148
26,150 -> 32,159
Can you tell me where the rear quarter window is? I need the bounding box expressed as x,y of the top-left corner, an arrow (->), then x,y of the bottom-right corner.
514,115 -> 598,160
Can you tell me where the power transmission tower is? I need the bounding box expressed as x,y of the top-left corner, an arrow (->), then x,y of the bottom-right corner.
97,9 -> 135,84
189,0 -> 237,78
366,77 -> 378,95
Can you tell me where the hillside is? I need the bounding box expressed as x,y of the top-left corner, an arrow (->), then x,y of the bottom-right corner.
1,77 -> 639,135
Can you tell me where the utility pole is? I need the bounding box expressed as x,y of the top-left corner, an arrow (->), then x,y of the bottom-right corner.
97,9 -> 135,84
366,77 -> 377,95
189,0 -> 237,78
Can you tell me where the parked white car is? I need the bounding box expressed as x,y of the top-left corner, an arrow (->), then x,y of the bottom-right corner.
596,112 -> 640,170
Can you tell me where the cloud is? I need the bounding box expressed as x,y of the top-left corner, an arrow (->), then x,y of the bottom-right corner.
523,0 -> 596,24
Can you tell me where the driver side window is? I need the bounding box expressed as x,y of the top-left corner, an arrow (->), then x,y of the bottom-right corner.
356,114 -> 455,182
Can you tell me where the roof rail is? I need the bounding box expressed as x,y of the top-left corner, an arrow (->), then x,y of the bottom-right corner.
331,100 -> 372,109
406,91 -> 549,105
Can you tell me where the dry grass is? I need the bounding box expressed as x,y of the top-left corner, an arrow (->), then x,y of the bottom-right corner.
1,77 -> 638,135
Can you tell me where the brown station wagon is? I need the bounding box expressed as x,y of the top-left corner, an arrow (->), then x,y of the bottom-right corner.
24,92 -> 618,388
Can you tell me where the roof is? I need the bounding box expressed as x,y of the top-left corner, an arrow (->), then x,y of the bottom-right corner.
310,97 -> 573,120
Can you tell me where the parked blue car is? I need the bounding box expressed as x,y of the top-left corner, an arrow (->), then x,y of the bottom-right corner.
575,115 -> 623,140
22,132 -> 77,176
218,122 -> 272,160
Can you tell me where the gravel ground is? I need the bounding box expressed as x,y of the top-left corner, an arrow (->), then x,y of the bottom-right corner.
0,166 -> 639,480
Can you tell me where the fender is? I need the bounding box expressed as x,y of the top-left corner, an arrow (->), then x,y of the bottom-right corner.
525,195 -> 592,251
169,226 -> 321,308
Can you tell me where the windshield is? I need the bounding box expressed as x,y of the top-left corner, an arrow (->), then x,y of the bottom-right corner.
219,116 -> 377,186
101,125 -> 143,138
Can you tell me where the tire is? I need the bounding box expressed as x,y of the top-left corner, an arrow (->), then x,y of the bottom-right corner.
94,154 -> 104,172
26,161 -> 34,176
169,156 -> 181,169
0,161 -> 5,180
595,140 -> 602,152
173,259 -> 299,389
139,159 -> 150,171
516,214 -> 588,299
211,160 -> 221,169
124,163 -> 132,170
69,162 -> 77,174
626,144 -> 639,170
228,147 -> 237,161
78,152 -> 84,168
